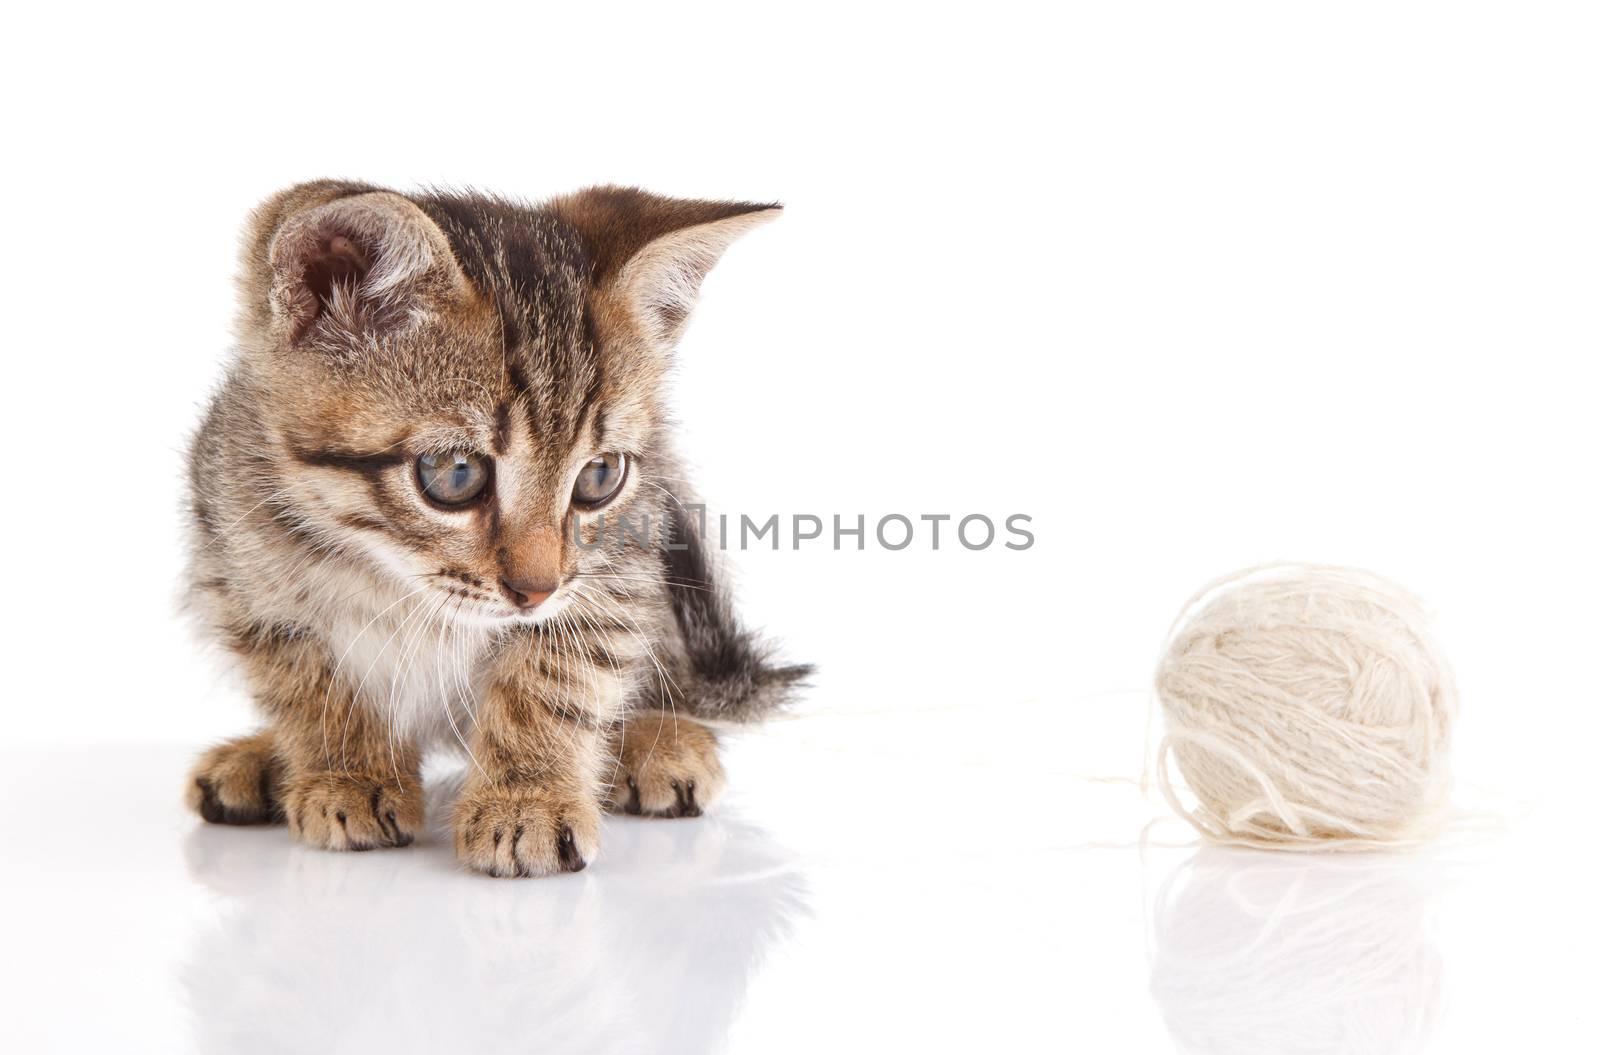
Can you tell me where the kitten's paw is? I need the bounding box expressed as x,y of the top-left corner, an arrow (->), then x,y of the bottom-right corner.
282,772 -> 422,851
453,786 -> 599,877
606,711 -> 726,818
186,732 -> 285,825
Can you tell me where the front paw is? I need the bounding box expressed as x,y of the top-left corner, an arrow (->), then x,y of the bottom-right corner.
606,711 -> 726,818
454,786 -> 599,877
187,732 -> 284,825
282,772 -> 422,851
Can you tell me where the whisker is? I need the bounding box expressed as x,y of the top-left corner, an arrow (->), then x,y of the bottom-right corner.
341,590 -> 435,772
387,591 -> 448,787
567,581 -> 683,777
195,487 -> 295,555
320,584 -> 432,770
440,593 -> 490,780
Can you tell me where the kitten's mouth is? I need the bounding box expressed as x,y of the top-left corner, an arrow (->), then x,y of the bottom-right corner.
434,584 -> 567,627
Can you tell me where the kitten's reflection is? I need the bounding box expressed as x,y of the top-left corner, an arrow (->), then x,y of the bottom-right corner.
182,781 -> 807,1055
1149,848 -> 1442,1055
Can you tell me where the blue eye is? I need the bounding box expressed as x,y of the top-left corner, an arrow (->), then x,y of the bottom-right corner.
417,451 -> 490,505
573,453 -> 627,507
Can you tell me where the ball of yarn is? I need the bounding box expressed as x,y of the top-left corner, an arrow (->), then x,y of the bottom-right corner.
1155,564 -> 1457,850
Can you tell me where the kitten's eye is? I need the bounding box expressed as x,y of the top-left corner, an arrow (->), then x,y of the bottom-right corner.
572,453 -> 627,507
417,451 -> 490,506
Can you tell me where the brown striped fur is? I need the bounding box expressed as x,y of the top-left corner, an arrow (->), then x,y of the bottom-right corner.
184,181 -> 809,876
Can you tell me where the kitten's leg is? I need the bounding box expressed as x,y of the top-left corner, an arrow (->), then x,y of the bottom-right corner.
186,730 -> 286,825
453,642 -> 635,877
604,710 -> 727,818
277,693 -> 424,852
190,628 -> 424,850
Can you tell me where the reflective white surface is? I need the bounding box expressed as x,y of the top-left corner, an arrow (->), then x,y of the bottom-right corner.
7,3 -> 1599,1051
3,712 -> 1591,1054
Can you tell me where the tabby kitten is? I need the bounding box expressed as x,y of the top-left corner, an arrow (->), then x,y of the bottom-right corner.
184,181 -> 808,877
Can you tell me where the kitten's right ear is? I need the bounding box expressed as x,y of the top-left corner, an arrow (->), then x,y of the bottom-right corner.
241,182 -> 467,347
549,186 -> 782,349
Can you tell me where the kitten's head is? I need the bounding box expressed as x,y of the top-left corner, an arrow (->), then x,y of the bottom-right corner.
233,181 -> 778,625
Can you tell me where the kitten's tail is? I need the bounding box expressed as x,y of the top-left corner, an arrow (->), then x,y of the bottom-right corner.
655,498 -> 813,724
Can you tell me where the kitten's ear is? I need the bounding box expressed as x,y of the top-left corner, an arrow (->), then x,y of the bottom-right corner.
246,183 -> 468,346
552,186 -> 781,347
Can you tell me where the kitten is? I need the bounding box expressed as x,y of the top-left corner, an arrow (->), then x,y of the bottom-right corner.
183,181 -> 808,877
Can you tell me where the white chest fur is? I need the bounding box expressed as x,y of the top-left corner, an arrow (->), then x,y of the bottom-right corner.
321,595 -> 496,746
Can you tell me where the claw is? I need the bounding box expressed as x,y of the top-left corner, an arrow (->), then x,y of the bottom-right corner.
557,825 -> 586,872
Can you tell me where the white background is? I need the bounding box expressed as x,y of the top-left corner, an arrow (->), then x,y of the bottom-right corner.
3,2 -> 1597,1052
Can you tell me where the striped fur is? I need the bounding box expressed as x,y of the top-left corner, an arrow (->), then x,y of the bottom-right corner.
183,182 -> 809,876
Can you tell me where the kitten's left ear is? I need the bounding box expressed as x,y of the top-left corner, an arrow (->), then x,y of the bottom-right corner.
551,186 -> 781,347
262,188 -> 470,347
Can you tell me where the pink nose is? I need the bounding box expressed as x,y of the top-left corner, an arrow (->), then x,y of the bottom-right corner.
500,578 -> 557,609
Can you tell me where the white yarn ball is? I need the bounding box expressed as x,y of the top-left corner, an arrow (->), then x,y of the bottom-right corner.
1155,564 -> 1457,850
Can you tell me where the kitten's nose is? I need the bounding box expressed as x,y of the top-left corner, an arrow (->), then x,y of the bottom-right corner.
500,577 -> 558,610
